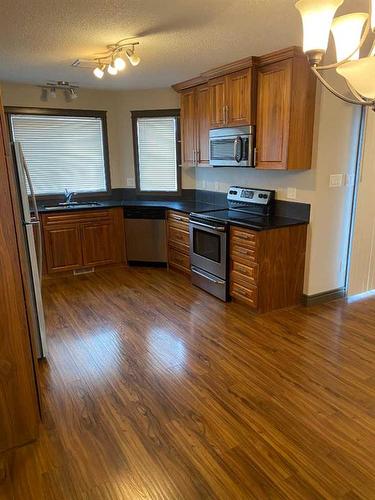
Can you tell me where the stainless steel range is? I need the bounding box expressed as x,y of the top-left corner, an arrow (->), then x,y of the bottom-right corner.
189,186 -> 275,301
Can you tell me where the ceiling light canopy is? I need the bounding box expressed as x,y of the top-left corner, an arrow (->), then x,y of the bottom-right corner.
295,0 -> 375,109
73,40 -> 141,81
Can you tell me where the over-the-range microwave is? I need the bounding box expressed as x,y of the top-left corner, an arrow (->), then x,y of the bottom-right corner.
209,125 -> 255,167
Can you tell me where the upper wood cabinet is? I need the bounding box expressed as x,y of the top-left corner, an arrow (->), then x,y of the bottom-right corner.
180,88 -> 196,165
256,48 -> 316,170
180,84 -> 210,166
208,76 -> 226,128
209,68 -> 255,129
173,47 -> 316,171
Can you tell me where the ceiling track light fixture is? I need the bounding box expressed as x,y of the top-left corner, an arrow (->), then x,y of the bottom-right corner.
295,0 -> 375,109
39,81 -> 79,102
72,40 -> 141,80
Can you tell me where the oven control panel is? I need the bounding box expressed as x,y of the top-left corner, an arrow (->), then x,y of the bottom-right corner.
227,186 -> 275,205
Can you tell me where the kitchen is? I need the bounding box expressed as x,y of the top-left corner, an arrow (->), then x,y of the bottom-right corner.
1,0 -> 375,498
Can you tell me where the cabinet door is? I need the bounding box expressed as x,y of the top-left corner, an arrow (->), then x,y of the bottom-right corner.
44,224 -> 83,273
256,59 -> 292,169
196,85 -> 210,165
180,89 -> 196,165
81,222 -> 117,266
226,68 -> 253,127
209,77 -> 226,129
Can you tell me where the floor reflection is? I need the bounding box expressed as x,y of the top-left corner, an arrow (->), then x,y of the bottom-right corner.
148,328 -> 187,373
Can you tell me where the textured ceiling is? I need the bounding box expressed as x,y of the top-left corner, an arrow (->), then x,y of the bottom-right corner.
0,0 -> 368,90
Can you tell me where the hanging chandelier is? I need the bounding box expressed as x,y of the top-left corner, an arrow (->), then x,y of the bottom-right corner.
72,39 -> 141,80
295,0 -> 375,109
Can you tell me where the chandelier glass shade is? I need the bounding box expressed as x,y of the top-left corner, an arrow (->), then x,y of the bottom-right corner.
295,0 -> 375,108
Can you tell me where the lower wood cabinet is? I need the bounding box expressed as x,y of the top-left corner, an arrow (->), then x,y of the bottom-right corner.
167,210 -> 191,275
81,221 -> 117,266
230,224 -> 307,313
42,208 -> 125,275
44,225 -> 83,272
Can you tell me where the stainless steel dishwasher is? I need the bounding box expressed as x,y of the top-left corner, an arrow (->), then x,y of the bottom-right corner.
124,207 -> 168,265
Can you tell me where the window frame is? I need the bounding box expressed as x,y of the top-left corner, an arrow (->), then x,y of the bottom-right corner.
5,106 -> 112,201
131,109 -> 181,197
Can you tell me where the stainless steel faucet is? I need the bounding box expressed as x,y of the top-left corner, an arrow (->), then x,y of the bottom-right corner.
64,189 -> 76,204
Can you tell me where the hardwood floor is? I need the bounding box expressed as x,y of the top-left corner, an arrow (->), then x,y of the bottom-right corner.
2,267 -> 375,499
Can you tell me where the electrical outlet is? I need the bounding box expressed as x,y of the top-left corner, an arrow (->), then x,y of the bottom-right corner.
201,179 -> 207,189
126,178 -> 135,188
214,181 -> 219,191
287,187 -> 297,200
329,174 -> 344,188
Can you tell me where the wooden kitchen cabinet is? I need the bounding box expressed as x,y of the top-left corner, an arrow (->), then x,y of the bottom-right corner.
0,93 -> 40,460
180,84 -> 210,166
44,225 -> 83,272
167,210 -> 191,275
209,68 -> 255,129
41,208 -> 125,275
256,47 -> 316,170
208,76 -> 226,129
230,224 -> 307,313
180,88 -> 196,165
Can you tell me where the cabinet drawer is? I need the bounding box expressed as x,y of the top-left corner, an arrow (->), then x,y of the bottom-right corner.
231,243 -> 257,263
231,227 -> 257,248
231,260 -> 258,286
169,246 -> 190,274
43,209 -> 112,226
168,240 -> 189,256
167,210 -> 190,231
168,226 -> 189,246
230,282 -> 258,308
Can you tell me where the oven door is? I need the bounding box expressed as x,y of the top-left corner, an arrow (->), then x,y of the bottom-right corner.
189,220 -> 227,279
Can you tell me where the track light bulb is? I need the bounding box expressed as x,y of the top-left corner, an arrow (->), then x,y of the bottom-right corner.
107,63 -> 118,75
69,88 -> 78,100
126,49 -> 141,66
49,88 -> 56,98
114,56 -> 126,71
93,64 -> 105,79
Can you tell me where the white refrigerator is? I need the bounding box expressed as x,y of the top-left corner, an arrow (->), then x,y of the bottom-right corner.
13,141 -> 47,358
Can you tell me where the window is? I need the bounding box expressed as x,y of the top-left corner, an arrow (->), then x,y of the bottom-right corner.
132,110 -> 180,194
7,108 -> 110,196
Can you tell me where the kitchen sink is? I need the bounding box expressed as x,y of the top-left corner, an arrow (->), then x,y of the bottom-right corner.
43,201 -> 102,210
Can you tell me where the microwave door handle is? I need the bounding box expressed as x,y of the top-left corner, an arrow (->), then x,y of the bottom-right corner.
233,137 -> 242,163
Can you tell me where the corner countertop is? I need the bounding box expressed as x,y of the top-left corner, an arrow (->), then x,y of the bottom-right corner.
37,199 -> 226,215
37,198 -> 309,231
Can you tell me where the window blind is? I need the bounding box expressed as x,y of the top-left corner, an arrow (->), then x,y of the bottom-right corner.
136,116 -> 178,192
10,114 -> 107,195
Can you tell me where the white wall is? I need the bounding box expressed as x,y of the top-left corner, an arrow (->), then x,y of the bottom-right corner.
0,82 -> 195,190
1,79 -> 361,296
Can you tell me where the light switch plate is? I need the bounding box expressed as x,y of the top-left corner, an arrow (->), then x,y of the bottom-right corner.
287,187 -> 297,200
329,174 -> 344,188
126,178 -> 136,188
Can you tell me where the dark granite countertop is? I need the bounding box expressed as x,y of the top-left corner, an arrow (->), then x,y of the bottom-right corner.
37,199 -> 226,215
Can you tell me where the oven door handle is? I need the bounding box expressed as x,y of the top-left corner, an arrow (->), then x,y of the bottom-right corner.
190,220 -> 226,232
192,267 -> 226,285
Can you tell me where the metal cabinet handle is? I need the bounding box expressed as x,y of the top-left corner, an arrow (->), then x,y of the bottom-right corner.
222,106 -> 226,124
225,105 -> 229,125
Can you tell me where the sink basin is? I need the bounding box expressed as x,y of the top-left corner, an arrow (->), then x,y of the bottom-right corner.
43,201 -> 102,211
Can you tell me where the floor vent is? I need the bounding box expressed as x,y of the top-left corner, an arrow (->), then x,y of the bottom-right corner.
73,267 -> 95,276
